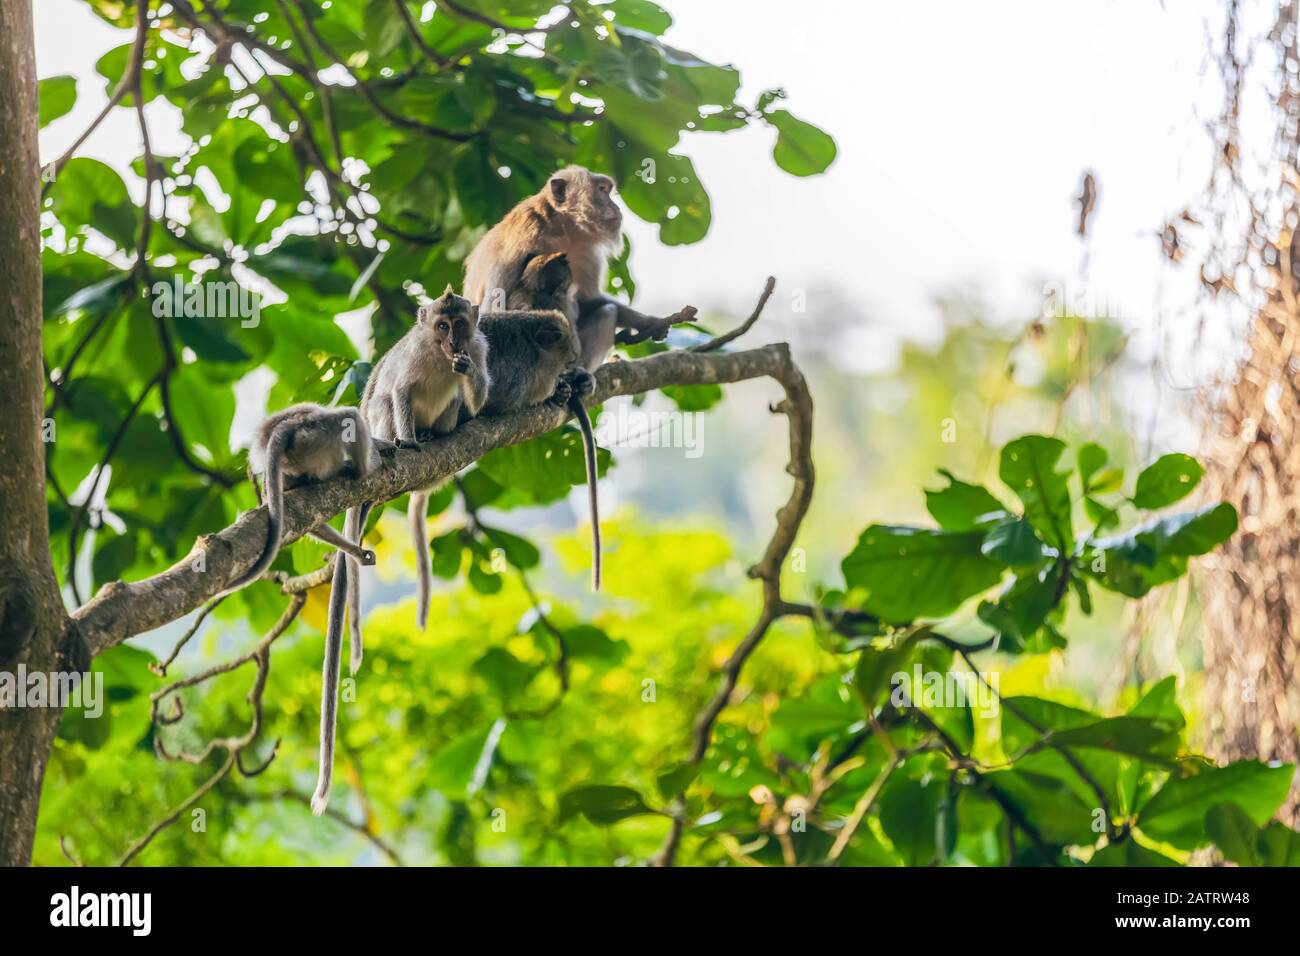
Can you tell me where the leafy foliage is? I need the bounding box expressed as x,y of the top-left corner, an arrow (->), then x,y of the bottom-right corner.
34,1 -> 1294,868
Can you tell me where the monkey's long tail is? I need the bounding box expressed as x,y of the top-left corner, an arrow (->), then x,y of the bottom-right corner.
570,397 -> 602,591
312,552 -> 349,816
215,423 -> 291,599
344,502 -> 373,675
409,490 -> 432,628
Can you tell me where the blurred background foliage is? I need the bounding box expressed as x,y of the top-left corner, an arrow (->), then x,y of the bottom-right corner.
31,0 -> 1298,866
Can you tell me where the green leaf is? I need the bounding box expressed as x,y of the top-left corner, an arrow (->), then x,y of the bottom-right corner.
981,517 -> 1047,567
999,435 -> 1074,552
1139,761 -> 1293,850
1088,839 -> 1179,867
39,75 -> 77,127
1087,503 -> 1237,598
559,624 -> 629,664
853,631 -> 920,709
558,785 -> 655,826
878,774 -> 945,865
765,109 -> 837,177
842,526 -> 1005,623
924,470 -> 1008,531
1205,803 -> 1261,866
987,769 -> 1097,846
656,762 -> 699,801
472,647 -> 538,699
477,428 -> 611,505
482,526 -> 540,570
364,0 -> 406,57
426,722 -> 504,798
1077,442 -> 1108,490
1132,453 -> 1203,509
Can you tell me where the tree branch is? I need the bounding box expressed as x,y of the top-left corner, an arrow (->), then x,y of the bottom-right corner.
652,342 -> 815,866
74,343 -> 806,656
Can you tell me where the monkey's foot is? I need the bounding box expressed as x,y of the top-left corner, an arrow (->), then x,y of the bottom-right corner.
396,438 -> 421,451
563,368 -> 596,398
614,307 -> 699,345
547,379 -> 573,406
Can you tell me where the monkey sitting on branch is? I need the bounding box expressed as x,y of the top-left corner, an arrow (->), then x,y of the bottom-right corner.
215,403 -> 381,601
479,250 -> 603,590
314,288 -> 489,815
464,165 -> 699,373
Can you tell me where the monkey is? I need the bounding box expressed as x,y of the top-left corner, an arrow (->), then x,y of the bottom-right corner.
215,403 -> 381,602
479,251 -> 602,589
463,165 -> 698,374
313,289 -> 489,816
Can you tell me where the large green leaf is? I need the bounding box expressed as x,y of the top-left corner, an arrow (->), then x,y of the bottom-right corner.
924,470 -> 1008,531
1132,453 -> 1203,509
39,75 -> 77,127
1139,761 -> 1293,849
841,525 -> 1004,622
557,785 -> 656,826
765,109 -> 837,176
999,435 -> 1074,553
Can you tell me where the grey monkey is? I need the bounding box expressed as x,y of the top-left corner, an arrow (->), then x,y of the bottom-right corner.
463,165 -> 698,373
217,402 -> 380,601
481,251 -> 602,590
315,289 -> 489,816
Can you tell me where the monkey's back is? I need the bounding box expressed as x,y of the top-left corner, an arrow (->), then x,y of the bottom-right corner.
479,311 -> 575,415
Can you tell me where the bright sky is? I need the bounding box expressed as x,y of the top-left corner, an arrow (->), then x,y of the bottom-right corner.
36,0 -> 1229,365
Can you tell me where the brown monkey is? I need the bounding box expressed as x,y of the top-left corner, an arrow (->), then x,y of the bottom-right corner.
463,165 -> 698,373
479,251 -> 602,589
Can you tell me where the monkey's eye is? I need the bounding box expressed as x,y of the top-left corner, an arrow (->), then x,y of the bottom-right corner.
437,321 -> 450,333
597,180 -> 612,195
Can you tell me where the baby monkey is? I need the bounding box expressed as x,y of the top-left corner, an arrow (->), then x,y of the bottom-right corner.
217,403 -> 380,601
315,289 -> 489,815
482,251 -> 602,590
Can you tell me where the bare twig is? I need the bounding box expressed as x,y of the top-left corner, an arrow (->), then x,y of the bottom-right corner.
690,276 -> 776,352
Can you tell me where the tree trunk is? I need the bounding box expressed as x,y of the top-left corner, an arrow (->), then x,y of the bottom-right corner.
0,0 -> 72,867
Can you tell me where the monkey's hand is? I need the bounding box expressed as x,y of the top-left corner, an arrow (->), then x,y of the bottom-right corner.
547,377 -> 573,407
451,352 -> 472,375
396,437 -> 421,451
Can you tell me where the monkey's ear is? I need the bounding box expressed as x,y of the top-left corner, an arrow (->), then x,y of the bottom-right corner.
416,304 -> 432,323
470,304 -> 479,322
541,252 -> 572,291
549,176 -> 567,204
535,323 -> 565,347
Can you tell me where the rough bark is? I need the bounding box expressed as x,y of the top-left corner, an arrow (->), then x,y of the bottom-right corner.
0,0 -> 76,868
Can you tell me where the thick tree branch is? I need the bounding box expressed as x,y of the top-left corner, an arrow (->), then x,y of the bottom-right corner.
73,343 -> 804,656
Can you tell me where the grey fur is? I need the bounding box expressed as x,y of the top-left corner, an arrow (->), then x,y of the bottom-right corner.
480,254 -> 603,589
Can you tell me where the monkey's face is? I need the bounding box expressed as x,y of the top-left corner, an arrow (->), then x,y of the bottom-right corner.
534,315 -> 580,364
549,167 -> 622,241
424,289 -> 478,358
